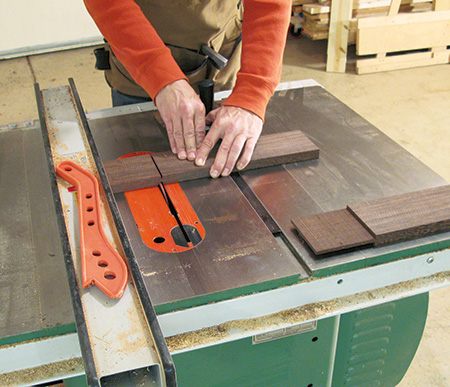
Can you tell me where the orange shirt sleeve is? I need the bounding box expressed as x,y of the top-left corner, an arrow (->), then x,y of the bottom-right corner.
84,0 -> 290,119
83,0 -> 187,99
222,0 -> 291,120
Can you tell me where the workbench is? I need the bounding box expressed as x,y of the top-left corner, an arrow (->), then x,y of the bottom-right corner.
1,79 -> 449,387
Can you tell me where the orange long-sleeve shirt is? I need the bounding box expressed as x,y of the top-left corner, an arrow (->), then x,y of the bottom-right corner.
84,0 -> 290,120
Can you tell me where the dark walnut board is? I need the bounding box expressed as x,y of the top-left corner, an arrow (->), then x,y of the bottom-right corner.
292,185 -> 450,255
103,130 -> 320,192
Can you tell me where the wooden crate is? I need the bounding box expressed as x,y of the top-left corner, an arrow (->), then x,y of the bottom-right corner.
300,0 -> 449,73
356,7 -> 450,73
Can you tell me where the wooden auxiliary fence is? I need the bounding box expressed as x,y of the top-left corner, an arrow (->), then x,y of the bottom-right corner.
294,0 -> 450,73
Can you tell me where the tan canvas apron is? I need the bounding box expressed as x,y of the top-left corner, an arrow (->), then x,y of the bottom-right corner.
105,0 -> 243,98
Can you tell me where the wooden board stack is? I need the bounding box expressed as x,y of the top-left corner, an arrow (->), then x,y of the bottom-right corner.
302,2 -> 334,41
301,0 -> 433,43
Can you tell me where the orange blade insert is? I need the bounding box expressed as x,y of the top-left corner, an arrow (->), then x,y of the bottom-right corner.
56,161 -> 128,299
119,152 -> 205,253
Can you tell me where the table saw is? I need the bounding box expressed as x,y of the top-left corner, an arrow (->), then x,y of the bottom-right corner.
1,79 -> 449,387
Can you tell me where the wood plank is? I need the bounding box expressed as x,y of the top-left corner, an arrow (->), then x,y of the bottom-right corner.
303,0 -> 431,14
434,0 -> 450,10
152,151 -> 215,184
356,49 -> 450,73
303,3 -> 331,14
303,27 -> 330,40
357,11 -> 450,55
354,0 -> 431,8
358,7 -> 450,26
389,0 -> 402,15
292,185 -> 450,255
432,0 -> 450,51
292,209 -> 375,255
326,0 -> 354,72
348,185 -> 450,245
103,153 -> 161,193
249,130 -> 319,169
154,130 -> 320,184
104,131 -> 319,191
353,2 -> 433,16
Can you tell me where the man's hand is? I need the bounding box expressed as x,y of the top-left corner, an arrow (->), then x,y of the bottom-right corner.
155,79 -> 206,161
195,106 -> 263,178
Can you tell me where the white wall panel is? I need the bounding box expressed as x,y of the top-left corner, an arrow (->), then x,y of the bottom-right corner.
0,0 -> 102,59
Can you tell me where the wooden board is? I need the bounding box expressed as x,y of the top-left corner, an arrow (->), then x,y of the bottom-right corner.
348,185 -> 450,245
353,2 -> 433,16
103,153 -> 161,193
356,10 -> 450,55
303,3 -> 331,14
155,130 -> 319,184
105,130 -> 319,192
434,0 -> 450,10
152,150 -> 215,184
292,185 -> 450,255
292,209 -> 375,255
356,49 -> 450,74
248,131 -> 319,170
303,27 -> 329,40
326,0 -> 354,72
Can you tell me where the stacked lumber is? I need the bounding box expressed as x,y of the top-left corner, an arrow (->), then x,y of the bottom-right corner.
302,2 -> 334,40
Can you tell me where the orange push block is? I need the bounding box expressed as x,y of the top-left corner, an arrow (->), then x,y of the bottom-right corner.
56,161 -> 128,299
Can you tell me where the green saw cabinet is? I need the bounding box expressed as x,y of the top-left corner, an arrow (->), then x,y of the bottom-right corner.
174,293 -> 428,387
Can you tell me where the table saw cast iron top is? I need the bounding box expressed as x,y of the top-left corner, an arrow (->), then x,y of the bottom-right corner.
87,84 -> 449,314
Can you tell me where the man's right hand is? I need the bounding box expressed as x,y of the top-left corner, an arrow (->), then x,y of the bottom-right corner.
154,79 -> 206,161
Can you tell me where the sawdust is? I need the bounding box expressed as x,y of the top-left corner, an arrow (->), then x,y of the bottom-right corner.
166,271 -> 450,352
0,358 -> 84,386
203,213 -> 238,224
114,305 -> 155,355
166,301 -> 331,352
142,271 -> 159,277
212,243 -> 268,263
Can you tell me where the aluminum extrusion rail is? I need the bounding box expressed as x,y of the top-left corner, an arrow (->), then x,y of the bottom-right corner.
68,78 -> 177,387
35,83 -> 99,387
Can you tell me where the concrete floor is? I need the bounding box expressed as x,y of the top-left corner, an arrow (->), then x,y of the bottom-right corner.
1,38 -> 449,386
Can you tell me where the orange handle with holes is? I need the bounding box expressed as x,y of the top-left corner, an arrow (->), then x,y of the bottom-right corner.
56,161 -> 128,299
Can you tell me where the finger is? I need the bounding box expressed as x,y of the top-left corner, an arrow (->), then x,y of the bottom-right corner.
194,112 -> 206,153
195,125 -> 221,168
205,108 -> 219,125
182,117 -> 197,161
172,118 -> 187,159
165,120 -> 177,154
209,135 -> 235,178
221,134 -> 247,176
237,137 -> 258,170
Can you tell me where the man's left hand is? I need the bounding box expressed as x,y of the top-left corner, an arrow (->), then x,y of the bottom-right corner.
195,106 -> 263,177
